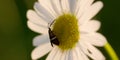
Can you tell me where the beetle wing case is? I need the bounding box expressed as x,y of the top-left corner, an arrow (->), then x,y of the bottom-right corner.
48,28 -> 59,47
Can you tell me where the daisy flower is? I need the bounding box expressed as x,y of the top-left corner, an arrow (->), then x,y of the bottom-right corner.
26,0 -> 108,60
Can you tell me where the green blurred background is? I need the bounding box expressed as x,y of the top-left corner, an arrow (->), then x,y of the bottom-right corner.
0,0 -> 120,60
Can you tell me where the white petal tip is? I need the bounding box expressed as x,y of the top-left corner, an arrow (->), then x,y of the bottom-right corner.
31,53 -> 39,60
26,10 -> 34,18
96,1 -> 104,9
31,43 -> 52,60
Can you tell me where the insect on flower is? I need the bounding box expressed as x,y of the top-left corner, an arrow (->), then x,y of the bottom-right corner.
48,21 -> 59,47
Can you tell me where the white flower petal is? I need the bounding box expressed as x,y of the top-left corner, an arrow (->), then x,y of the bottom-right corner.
86,42 -> 105,60
33,34 -> 50,47
79,49 -> 89,60
27,21 -> 48,34
31,43 -> 52,60
34,2 -> 54,23
27,10 -> 47,27
80,20 -> 101,32
50,0 -> 62,15
77,43 -> 89,60
74,0 -> 81,15
65,51 -> 69,60
38,0 -> 57,18
80,33 -> 107,47
72,47 -> 84,60
53,49 -> 62,60
61,51 -> 67,60
79,41 -> 105,60
68,51 -> 73,60
61,0 -> 70,13
79,1 -> 103,25
46,46 -> 59,60
75,0 -> 94,18
68,0 -> 77,13
72,49 -> 78,60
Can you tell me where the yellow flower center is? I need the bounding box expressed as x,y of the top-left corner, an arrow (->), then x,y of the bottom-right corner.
52,14 -> 79,51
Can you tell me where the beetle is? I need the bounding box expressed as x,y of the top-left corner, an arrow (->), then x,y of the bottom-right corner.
48,21 -> 59,47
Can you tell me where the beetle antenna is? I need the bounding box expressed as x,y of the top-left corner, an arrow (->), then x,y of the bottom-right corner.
48,20 -> 55,29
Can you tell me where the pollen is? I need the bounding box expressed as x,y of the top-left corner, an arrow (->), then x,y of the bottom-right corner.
52,14 -> 79,51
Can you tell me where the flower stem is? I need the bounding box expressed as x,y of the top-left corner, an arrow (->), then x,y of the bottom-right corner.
104,42 -> 119,60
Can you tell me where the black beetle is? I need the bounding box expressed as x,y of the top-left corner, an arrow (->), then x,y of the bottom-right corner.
48,21 -> 59,47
